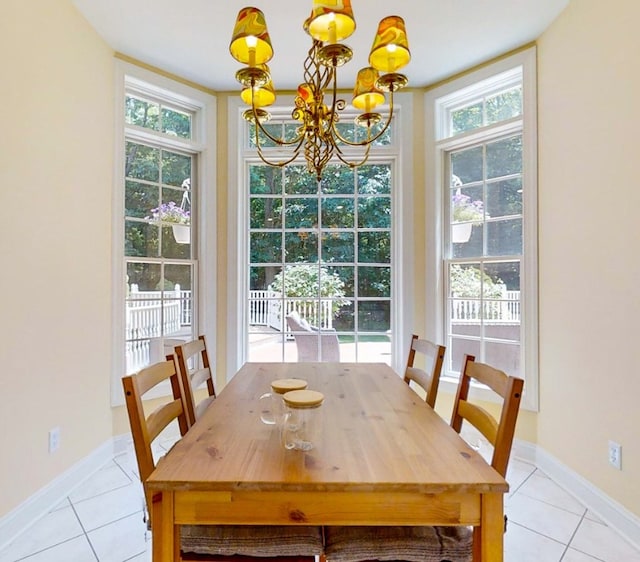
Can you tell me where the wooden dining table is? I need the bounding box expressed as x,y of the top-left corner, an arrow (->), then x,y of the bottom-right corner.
147,362 -> 508,561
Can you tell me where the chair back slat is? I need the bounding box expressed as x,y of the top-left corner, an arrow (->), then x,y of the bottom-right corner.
456,400 -> 499,445
450,354 -> 524,477
403,334 -> 446,408
174,335 -> 216,426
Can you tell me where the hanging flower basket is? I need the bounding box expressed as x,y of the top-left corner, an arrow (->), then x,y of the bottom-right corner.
452,222 -> 473,243
146,201 -> 191,244
172,224 -> 190,244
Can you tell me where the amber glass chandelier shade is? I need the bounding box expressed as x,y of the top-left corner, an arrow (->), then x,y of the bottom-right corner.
229,7 -> 274,66
305,0 -> 356,43
241,66 -> 276,107
352,67 -> 385,111
368,16 -> 411,73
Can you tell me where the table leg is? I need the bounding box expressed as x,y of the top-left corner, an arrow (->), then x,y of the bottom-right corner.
474,492 -> 504,562
152,491 -> 177,562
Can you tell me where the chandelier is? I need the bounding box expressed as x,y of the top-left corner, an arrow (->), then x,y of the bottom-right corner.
229,2 -> 411,181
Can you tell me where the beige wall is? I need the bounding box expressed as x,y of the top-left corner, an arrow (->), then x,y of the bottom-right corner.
0,1 -> 114,516
537,0 -> 640,514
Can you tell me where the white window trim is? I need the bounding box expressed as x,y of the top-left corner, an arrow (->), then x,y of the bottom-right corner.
226,93 -> 413,380
424,48 -> 539,411
111,61 -> 217,406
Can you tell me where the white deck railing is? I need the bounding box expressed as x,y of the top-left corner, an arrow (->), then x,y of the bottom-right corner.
249,290 -> 334,330
450,291 -> 520,323
125,287 -> 521,371
125,284 -> 192,372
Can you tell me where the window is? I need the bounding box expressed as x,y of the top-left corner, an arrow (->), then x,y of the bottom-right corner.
227,95 -> 413,375
112,62 -> 216,405
425,48 -> 538,410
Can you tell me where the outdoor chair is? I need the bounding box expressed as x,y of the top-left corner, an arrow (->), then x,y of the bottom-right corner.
404,334 -> 446,408
122,358 -> 323,561
173,335 -> 216,427
286,311 -> 340,362
324,355 -> 524,562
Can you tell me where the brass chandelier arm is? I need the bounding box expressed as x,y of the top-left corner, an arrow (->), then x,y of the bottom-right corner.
250,117 -> 306,168
330,88 -> 397,147
248,103 -> 305,148
333,140 -> 373,169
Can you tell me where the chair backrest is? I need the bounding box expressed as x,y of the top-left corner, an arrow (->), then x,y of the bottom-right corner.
286,312 -> 340,362
173,335 -> 216,427
450,354 -> 524,477
403,334 -> 446,408
122,358 -> 190,518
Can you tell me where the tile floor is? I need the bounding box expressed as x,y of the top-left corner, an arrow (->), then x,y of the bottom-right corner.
1,435 -> 639,562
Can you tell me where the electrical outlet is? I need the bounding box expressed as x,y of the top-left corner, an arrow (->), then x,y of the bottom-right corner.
48,427 -> 61,453
608,440 -> 621,470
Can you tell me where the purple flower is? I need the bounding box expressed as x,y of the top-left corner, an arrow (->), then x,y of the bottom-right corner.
146,202 -> 190,225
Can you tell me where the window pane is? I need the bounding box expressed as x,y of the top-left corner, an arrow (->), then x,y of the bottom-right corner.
358,266 -> 391,297
359,197 -> 391,228
451,102 -> 482,135
358,232 -> 391,263
486,219 -> 522,256
251,197 -> 283,228
486,136 -> 522,179
285,198 -> 318,228
486,87 -> 522,125
322,197 -> 354,228
334,303 -> 355,330
285,165 -> 317,195
358,165 -> 391,194
486,178 -> 522,219
322,232 -> 354,262
125,180 -> 157,219
125,220 -> 158,257
251,166 -> 283,195
450,263 -> 483,298
251,232 -> 282,263
448,338 -> 481,373
327,266 -> 354,297
321,165 -> 355,195
451,146 -> 483,185
358,301 -> 390,332
485,341 -> 521,377
161,107 -> 192,138
250,265 -> 282,291
125,142 -> 159,182
284,232 -> 317,262
161,151 -> 191,187
125,96 -> 159,130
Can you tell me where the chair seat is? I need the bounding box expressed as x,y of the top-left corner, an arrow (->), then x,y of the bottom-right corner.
181,525 -> 324,557
324,526 -> 472,562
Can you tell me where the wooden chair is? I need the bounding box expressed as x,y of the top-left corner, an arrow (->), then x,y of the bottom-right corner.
173,335 -> 216,427
122,359 -> 323,562
287,311 -> 340,362
403,334 -> 446,408
324,354 -> 524,562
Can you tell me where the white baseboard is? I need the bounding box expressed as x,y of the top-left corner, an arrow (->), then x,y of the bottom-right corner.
0,437 -> 125,551
513,439 -> 640,551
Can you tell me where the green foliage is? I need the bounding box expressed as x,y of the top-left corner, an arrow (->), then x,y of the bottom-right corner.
450,264 -> 505,298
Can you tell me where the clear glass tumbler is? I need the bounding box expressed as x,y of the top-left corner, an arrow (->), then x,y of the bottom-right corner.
282,389 -> 324,451
259,378 -> 308,426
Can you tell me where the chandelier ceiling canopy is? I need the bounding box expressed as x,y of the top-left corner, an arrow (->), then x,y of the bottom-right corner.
229,1 -> 411,181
